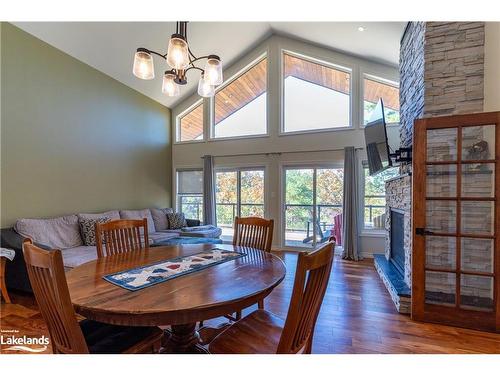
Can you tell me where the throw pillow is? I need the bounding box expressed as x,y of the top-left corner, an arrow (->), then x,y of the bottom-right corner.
79,217 -> 110,246
167,213 -> 187,230
150,208 -> 174,231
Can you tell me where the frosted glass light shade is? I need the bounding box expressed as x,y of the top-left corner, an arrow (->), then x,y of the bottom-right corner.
162,72 -> 180,96
197,75 -> 215,97
133,49 -> 155,80
166,36 -> 189,70
204,56 -> 223,85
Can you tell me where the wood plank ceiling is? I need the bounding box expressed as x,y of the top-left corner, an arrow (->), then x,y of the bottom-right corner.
179,54 -> 399,141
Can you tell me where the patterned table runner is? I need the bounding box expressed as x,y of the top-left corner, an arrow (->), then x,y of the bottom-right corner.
103,248 -> 246,291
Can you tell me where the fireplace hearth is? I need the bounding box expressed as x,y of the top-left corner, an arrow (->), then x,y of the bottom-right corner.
374,174 -> 412,314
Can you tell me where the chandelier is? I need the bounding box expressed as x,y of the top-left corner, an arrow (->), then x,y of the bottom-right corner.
132,21 -> 223,98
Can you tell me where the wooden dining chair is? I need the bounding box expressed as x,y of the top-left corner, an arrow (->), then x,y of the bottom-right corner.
95,218 -> 149,258
233,216 -> 274,253
228,216 -> 274,320
22,238 -> 163,354
209,241 -> 334,354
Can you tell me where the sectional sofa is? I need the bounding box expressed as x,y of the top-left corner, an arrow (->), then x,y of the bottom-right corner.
0,208 -> 222,292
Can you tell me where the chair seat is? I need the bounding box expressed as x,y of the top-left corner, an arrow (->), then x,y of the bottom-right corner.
209,309 -> 285,354
80,319 -> 162,354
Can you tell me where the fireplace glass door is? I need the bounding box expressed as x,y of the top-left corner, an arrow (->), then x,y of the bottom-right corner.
412,112 -> 499,332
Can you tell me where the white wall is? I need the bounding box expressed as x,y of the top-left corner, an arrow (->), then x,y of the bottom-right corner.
484,22 -> 500,112
171,34 -> 399,256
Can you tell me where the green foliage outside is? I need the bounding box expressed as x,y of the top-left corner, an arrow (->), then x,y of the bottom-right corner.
364,167 -> 399,227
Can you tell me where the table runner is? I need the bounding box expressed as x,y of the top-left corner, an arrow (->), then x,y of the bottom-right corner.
103,248 -> 246,291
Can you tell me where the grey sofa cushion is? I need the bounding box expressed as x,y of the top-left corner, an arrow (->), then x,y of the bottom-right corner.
119,209 -> 155,234
150,208 -> 174,231
78,210 -> 120,221
15,215 -> 83,249
61,246 -> 98,268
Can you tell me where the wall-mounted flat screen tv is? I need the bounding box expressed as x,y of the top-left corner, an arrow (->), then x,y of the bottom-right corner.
364,99 -> 392,175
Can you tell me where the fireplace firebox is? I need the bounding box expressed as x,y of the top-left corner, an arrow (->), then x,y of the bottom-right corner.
390,209 -> 405,276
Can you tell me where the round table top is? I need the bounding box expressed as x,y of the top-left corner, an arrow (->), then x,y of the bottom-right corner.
66,244 -> 286,326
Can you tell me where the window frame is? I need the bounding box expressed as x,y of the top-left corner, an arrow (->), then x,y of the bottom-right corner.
175,168 -> 204,222
280,49 -> 354,136
214,166 -> 267,240
361,73 -> 400,128
360,162 -> 399,233
175,99 -> 205,144
209,53 -> 269,141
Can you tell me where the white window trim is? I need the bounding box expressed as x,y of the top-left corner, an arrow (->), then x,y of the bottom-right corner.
174,99 -> 205,144
279,49 -> 354,136
175,168 -> 204,218
209,53 -> 269,141
360,72 -> 400,128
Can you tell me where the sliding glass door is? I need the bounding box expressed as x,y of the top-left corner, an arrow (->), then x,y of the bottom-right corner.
215,168 -> 265,241
283,166 -> 343,249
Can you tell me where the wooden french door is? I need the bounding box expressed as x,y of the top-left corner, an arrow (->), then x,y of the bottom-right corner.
412,112 -> 500,332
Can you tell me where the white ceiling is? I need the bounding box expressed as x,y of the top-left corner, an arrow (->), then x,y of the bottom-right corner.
14,22 -> 406,109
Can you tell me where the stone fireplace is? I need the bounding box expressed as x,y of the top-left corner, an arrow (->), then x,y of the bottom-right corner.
374,21 -> 485,314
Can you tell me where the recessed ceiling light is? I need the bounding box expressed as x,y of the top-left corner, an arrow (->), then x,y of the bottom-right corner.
358,26 -> 365,32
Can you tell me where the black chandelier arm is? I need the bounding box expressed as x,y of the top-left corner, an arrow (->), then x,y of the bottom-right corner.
189,54 -> 211,64
185,65 -> 204,74
141,48 -> 167,59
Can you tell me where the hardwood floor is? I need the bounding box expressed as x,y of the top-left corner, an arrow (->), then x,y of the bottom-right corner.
1,253 -> 499,354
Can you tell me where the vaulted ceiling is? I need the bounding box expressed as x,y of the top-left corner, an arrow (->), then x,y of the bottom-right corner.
13,22 -> 406,109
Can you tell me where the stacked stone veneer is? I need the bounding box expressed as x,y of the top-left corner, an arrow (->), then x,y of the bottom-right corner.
385,175 -> 412,286
399,22 -> 485,150
424,22 -> 485,118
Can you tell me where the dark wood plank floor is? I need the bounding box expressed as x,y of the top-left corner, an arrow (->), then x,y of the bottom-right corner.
1,253 -> 499,354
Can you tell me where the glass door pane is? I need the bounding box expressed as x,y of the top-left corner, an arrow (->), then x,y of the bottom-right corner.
284,168 -> 314,248
316,168 -> 343,248
240,170 -> 265,217
215,171 -> 238,241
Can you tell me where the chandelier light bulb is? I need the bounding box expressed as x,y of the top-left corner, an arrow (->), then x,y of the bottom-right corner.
166,35 -> 190,70
162,71 -> 180,96
204,55 -> 223,85
132,49 -> 155,80
197,74 -> 215,97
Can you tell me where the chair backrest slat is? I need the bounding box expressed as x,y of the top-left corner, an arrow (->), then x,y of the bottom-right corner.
96,219 -> 149,258
22,239 -> 89,354
277,241 -> 334,354
232,217 -> 274,252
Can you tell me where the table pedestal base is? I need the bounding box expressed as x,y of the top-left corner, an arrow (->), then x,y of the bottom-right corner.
160,324 -> 208,354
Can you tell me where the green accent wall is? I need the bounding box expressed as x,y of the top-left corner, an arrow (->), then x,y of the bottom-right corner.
0,23 -> 172,227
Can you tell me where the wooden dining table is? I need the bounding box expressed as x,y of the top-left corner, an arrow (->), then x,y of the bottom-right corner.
65,244 -> 286,353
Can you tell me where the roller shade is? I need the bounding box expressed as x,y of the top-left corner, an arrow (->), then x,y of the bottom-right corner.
178,170 -> 203,195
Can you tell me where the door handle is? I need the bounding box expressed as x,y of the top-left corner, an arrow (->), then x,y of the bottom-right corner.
415,228 -> 434,236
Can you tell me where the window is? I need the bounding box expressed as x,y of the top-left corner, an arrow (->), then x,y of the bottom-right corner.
363,165 -> 399,229
283,166 -> 343,249
177,102 -> 203,142
215,168 -> 265,240
283,52 -> 351,133
177,170 -> 203,221
363,76 -> 400,125
213,57 -> 267,139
